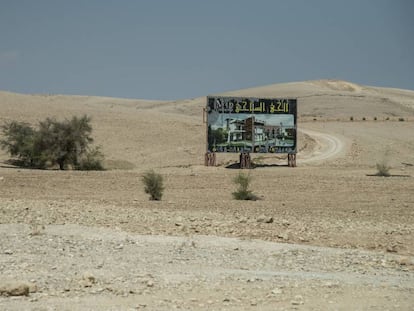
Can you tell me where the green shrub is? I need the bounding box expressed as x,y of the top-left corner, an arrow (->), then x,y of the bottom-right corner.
375,162 -> 391,177
142,170 -> 164,201
232,172 -> 258,201
75,147 -> 105,171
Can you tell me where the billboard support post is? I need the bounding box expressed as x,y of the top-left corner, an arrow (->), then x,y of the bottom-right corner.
239,152 -> 251,169
205,152 -> 216,166
288,153 -> 297,167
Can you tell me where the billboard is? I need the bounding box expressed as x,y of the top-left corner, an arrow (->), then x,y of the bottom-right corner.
207,96 -> 297,154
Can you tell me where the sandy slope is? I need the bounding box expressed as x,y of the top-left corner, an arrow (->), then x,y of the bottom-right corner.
0,80 -> 413,310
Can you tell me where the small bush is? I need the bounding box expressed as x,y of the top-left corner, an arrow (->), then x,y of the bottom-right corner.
374,117 -> 377,121
232,172 -> 258,201
362,117 -> 366,121
75,147 -> 105,171
350,116 -> 354,121
398,117 -> 405,122
375,162 -> 391,177
142,170 -> 164,201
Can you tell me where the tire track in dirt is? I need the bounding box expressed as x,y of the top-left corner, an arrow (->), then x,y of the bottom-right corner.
298,128 -> 345,164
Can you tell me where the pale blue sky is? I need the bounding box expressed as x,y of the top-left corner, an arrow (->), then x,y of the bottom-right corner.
1,0 -> 413,100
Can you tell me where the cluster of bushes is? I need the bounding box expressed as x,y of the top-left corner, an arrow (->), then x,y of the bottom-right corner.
0,115 -> 104,170
141,170 -> 258,201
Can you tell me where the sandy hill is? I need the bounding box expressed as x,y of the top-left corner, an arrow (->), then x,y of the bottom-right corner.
0,79 -> 413,170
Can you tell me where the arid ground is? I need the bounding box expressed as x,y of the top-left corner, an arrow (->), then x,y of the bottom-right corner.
0,80 -> 413,310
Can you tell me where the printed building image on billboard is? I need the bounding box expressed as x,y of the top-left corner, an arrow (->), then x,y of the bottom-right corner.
207,96 -> 297,154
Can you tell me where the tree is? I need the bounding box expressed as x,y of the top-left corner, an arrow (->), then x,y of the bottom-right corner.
0,115 -> 104,170
0,121 -> 40,167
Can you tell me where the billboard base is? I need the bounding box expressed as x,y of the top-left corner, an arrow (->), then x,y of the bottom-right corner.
288,153 -> 297,167
239,152 -> 252,169
204,152 -> 216,166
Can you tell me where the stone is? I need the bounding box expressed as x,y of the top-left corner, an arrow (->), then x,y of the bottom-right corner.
278,232 -> 289,240
291,295 -> 304,305
271,288 -> 283,295
80,272 -> 96,287
0,281 -> 32,296
282,219 -> 290,226
257,215 -> 273,223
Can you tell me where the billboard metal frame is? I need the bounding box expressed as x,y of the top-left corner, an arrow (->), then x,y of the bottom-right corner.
206,96 -> 297,159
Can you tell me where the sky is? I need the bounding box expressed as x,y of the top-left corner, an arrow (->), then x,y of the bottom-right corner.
1,0 -> 413,100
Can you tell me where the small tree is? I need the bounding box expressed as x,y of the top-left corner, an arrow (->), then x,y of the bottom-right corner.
232,172 -> 258,200
142,170 -> 164,201
0,121 -> 40,167
0,115 -> 104,170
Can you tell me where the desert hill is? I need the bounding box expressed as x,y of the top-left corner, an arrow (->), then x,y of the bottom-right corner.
0,79 -> 413,170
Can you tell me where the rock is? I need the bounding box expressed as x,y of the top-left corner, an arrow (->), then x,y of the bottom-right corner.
396,257 -> 412,266
257,215 -> 273,223
282,219 -> 290,226
114,244 -> 124,250
0,281 -> 33,296
271,288 -> 283,295
277,232 -> 289,240
386,245 -> 398,253
291,295 -> 304,305
79,272 -> 96,287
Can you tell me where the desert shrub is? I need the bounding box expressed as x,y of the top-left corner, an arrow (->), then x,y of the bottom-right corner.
142,170 -> 164,201
362,117 -> 366,121
75,147 -> 105,171
232,172 -> 258,201
374,117 -> 377,121
375,162 -> 391,177
0,115 -> 104,170
350,116 -> 354,121
398,117 -> 405,122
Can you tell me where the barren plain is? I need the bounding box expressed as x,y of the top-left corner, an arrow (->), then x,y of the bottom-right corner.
0,80 -> 413,310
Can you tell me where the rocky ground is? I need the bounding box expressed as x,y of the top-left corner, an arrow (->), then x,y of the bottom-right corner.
0,224 -> 413,310
0,161 -> 413,310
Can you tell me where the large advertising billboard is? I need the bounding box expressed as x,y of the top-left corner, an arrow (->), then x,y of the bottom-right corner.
207,96 -> 297,154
